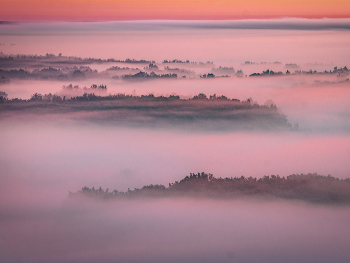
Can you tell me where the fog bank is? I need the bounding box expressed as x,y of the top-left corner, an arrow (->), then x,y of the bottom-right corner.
1,198 -> 350,263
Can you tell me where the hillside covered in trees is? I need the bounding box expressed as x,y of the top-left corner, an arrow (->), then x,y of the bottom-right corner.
70,173 -> 350,204
0,90 -> 293,131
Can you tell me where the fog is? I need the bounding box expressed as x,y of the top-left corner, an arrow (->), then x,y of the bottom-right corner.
1,20 -> 350,263
1,20 -> 350,65
1,198 -> 350,263
2,76 -> 349,133
1,123 -> 350,202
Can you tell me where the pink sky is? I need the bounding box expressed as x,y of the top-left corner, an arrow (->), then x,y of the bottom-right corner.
1,0 -> 350,21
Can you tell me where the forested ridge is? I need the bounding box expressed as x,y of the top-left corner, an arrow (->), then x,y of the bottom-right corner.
70,173 -> 350,204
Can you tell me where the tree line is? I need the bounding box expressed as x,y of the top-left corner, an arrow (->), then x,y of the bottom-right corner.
69,173 -> 350,204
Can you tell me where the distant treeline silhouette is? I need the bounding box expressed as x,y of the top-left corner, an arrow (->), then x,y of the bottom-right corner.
0,53 -> 152,65
0,90 -> 293,130
122,71 -> 178,79
249,66 -> 349,77
162,59 -> 213,64
2,52 -> 349,81
0,88 -> 266,104
69,173 -> 350,204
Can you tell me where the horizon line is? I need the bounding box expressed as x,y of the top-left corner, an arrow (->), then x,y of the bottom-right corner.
2,17 -> 350,23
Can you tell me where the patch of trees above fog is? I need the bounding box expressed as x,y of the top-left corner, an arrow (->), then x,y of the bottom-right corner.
1,53 -> 349,81
0,89 -> 294,131
70,173 -> 350,204
0,52 -> 152,66
249,66 -> 349,77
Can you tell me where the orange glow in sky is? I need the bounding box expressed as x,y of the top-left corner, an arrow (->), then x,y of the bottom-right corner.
1,0 -> 350,21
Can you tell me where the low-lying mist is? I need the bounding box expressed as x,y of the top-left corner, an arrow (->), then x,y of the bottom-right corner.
1,22 -> 350,65
1,70 -> 349,133
1,23 -> 350,263
1,196 -> 350,263
0,92 -> 293,132
1,123 -> 350,204
70,173 -> 350,204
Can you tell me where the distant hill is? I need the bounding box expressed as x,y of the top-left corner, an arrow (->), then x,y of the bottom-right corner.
70,173 -> 350,204
0,92 -> 293,131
